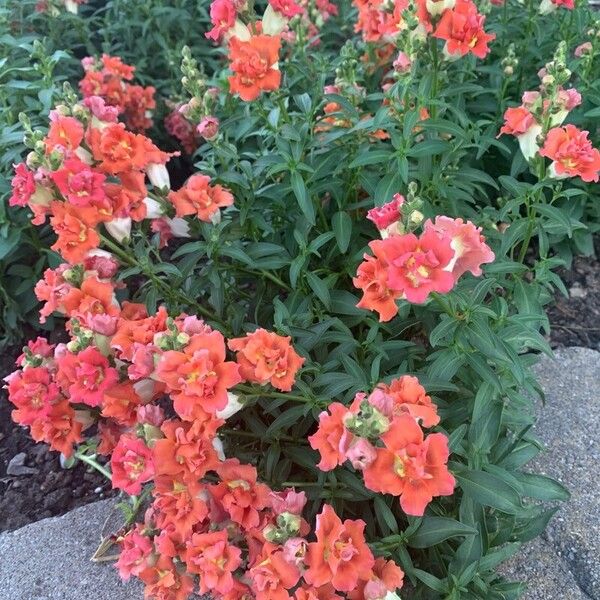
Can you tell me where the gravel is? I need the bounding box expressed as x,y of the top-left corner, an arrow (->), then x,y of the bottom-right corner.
500,347 -> 600,599
0,499 -> 142,600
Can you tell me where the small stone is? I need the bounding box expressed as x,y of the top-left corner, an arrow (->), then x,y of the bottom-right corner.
569,285 -> 587,299
7,453 -> 38,477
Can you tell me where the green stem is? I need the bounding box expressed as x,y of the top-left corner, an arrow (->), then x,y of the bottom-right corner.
75,450 -> 112,481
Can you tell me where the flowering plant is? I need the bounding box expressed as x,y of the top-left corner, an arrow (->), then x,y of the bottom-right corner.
4,0 -> 600,598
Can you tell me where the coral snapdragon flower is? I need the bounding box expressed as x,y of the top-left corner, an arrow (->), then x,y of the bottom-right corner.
228,328 -> 305,391
353,246 -> 403,323
248,543 -> 301,600
211,460 -> 271,529
49,201 -> 101,263
424,216 -> 495,279
185,530 -> 242,595
228,35 -> 282,102
377,375 -> 440,428
9,163 -> 36,207
56,345 -> 118,407
46,115 -> 85,153
382,230 -> 456,302
116,524 -> 154,581
111,434 -> 155,495
168,174 -> 234,222
540,124 -> 600,182
51,158 -> 109,210
363,414 -> 455,515
155,330 -> 241,418
433,0 -> 495,59
5,366 -> 59,427
499,106 -> 536,137
305,504 -> 375,592
87,123 -> 147,174
308,402 -> 349,471
153,418 -> 220,484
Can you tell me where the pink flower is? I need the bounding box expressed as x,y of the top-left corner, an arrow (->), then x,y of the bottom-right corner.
206,0 -> 237,42
383,230 -> 456,303
111,435 -> 155,495
50,158 -> 108,209
197,116 -> 220,140
116,524 -> 154,580
83,252 -> 119,279
366,194 -> 405,231
499,106 -> 536,136
575,42 -> 593,57
56,346 -> 118,407
425,216 -> 495,278
393,52 -> 412,74
269,0 -> 303,18
82,96 -> 119,122
9,163 -> 36,207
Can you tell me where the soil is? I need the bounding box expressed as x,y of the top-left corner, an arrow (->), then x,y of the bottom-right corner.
0,347 -> 114,532
547,251 -> 600,350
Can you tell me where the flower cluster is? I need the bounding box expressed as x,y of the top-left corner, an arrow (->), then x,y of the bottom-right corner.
8,93 -> 238,257
4,265 -> 407,599
205,0 -> 308,101
354,194 -> 494,321
79,54 -> 156,132
309,375 -> 454,516
353,0 -> 495,61
499,43 -> 600,182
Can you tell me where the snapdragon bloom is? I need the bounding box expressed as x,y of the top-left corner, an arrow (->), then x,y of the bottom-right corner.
308,402 -> 349,471
270,0 -> 303,17
305,504 -> 375,591
540,124 -> 600,182
228,35 -> 282,101
433,0 -> 495,59
51,158 -> 108,209
363,414 -> 455,515
111,434 -> 155,495
116,524 -> 154,581
366,193 -> 404,236
228,328 -> 305,391
185,530 -> 242,595
206,0 -> 237,41
424,216 -> 495,279
168,174 -> 234,222
248,543 -> 301,600
56,345 -> 118,407
9,163 -> 36,207
155,330 -> 241,417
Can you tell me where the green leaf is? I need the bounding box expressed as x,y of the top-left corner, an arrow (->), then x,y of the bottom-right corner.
514,473 -> 570,501
291,171 -> 315,225
332,211 -> 352,253
374,496 -> 399,534
456,470 -> 522,514
349,150 -> 393,168
408,517 -> 477,549
407,139 -> 451,157
265,405 -> 308,437
306,272 -> 331,309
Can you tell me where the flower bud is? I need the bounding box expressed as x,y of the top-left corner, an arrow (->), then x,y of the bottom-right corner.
197,116 -> 220,141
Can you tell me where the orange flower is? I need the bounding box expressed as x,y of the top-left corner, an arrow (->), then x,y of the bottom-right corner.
247,542 -> 301,600
185,530 -> 242,596
62,276 -> 119,320
49,201 -> 101,264
211,459 -> 271,529
156,331 -> 241,418
377,375 -> 440,428
305,504 -> 374,592
29,399 -> 83,457
228,329 -> 305,391
152,480 -> 209,541
348,557 -> 405,600
362,414 -> 455,516
228,35 -> 282,101
46,116 -> 84,152
87,123 -> 147,174
101,381 -> 141,426
308,402 -> 349,471
540,124 -> 600,182
168,174 -> 234,222
153,418 -> 221,484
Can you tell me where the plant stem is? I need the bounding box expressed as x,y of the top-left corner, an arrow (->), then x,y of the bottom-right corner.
75,450 -> 112,481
